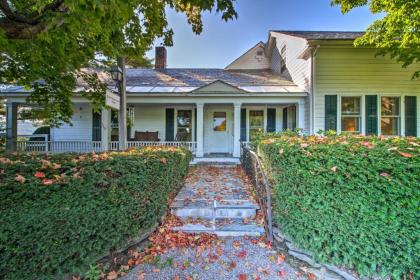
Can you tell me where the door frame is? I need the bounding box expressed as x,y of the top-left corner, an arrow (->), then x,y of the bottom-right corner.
203,105 -> 234,155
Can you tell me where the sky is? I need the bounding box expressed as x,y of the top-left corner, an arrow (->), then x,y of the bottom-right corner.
147,0 -> 382,69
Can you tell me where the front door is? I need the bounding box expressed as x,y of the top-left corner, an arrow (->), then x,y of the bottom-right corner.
204,107 -> 233,154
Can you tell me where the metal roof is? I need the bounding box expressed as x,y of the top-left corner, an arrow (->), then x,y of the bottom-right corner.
272,31 -> 364,40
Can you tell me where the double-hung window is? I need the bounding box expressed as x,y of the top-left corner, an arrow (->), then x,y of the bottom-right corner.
381,97 -> 400,136
176,110 -> 192,141
341,97 -> 361,133
249,110 -> 264,140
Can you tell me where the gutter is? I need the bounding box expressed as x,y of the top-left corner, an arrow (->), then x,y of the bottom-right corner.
310,45 -> 320,134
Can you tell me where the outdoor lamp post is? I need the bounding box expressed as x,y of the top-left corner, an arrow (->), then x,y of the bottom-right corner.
110,58 -> 127,151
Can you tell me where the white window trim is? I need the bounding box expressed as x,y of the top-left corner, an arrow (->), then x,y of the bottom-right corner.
173,106 -> 195,141
245,106 -> 267,142
378,95 -> 404,136
338,96 -> 363,134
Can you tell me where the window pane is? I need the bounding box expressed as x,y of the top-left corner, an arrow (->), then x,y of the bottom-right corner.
177,110 -> 192,141
341,117 -> 360,133
381,97 -> 400,116
213,112 -> 226,131
341,97 -> 360,115
249,110 -> 264,140
381,117 -> 399,136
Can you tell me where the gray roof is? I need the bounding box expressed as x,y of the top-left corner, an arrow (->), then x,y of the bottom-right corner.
1,68 -> 305,94
273,31 -> 364,40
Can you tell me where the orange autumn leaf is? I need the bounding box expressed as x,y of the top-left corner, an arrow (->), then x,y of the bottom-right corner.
107,271 -> 118,280
238,274 -> 247,280
277,254 -> 285,265
278,270 -> 285,278
34,171 -> 46,178
308,272 -> 316,280
160,158 -> 167,164
399,152 -> 413,158
15,174 -> 26,184
42,179 -> 54,185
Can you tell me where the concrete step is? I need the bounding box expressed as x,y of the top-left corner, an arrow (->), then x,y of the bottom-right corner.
171,199 -> 259,219
172,218 -> 265,237
190,157 -> 240,166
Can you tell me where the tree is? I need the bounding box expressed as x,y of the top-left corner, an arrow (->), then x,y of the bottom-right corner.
0,0 -> 237,126
332,0 -> 419,78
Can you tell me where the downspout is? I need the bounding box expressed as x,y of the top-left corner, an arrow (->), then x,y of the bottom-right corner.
310,45 -> 320,135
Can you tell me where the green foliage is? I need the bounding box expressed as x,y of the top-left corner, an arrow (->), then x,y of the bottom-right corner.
0,147 -> 192,280
256,134 -> 420,278
0,0 -> 237,125
331,0 -> 420,79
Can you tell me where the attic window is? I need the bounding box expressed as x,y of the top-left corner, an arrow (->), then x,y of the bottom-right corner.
280,46 -> 287,73
256,50 -> 264,56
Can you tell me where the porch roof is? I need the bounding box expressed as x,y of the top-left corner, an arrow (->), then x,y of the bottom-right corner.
125,69 -> 304,93
0,69 -> 306,95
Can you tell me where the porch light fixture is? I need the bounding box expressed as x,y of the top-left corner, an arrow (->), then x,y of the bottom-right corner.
110,65 -> 123,82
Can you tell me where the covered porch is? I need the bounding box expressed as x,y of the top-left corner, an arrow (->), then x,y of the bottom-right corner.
5,96 -> 306,157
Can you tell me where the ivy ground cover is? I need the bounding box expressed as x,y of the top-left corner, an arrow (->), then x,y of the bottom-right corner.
0,147 -> 191,280
256,134 -> 419,279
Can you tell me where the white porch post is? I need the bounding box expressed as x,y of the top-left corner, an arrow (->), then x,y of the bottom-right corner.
297,99 -> 305,133
5,102 -> 18,153
118,57 -> 127,151
196,102 -> 204,157
233,102 -> 242,158
101,108 -> 111,151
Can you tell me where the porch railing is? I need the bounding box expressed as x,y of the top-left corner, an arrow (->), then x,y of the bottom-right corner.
14,140 -> 197,155
16,140 -> 103,153
240,142 -> 273,242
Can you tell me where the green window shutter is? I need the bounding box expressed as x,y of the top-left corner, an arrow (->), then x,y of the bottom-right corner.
267,108 -> 276,132
165,108 -> 175,141
405,96 -> 417,136
365,95 -> 378,135
325,95 -> 337,131
92,111 -> 102,141
240,108 -> 247,141
282,107 -> 288,130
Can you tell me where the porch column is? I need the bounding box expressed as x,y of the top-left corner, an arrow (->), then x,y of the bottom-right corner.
5,102 -> 18,153
233,102 -> 242,158
101,108 -> 111,151
297,99 -> 305,133
196,102 -> 204,157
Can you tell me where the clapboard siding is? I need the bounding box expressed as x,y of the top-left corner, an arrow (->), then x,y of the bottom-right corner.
226,43 -> 270,70
270,34 -> 311,92
314,47 -> 420,136
132,105 -> 166,140
51,103 -> 93,141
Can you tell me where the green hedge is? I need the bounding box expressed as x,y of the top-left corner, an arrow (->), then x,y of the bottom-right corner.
0,147 -> 191,280
256,134 -> 419,278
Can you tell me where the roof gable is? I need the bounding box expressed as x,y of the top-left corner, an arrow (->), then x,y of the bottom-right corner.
225,42 -> 270,70
192,80 -> 247,94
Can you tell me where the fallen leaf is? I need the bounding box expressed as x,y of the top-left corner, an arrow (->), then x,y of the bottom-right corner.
238,274 -> 247,280
136,270 -> 146,280
308,272 -> 316,280
15,174 -> 26,184
380,172 -> 390,177
237,250 -> 247,258
42,179 -> 54,185
107,271 -> 118,280
277,254 -> 285,265
34,171 -> 46,178
330,166 -> 337,172
278,270 -> 285,278
399,152 -> 413,158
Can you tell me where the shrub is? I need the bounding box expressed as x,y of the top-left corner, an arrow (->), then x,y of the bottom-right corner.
256,134 -> 419,279
0,147 -> 192,280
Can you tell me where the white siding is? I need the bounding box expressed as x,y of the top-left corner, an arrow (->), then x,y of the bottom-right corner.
313,47 -> 420,136
131,105 -> 166,140
51,103 -> 92,141
269,34 -> 311,92
226,43 -> 270,70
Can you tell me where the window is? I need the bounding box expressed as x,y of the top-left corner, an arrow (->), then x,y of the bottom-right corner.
213,112 -> 226,131
176,110 -> 192,141
249,110 -> 264,140
341,97 -> 361,133
381,97 -> 400,136
280,46 -> 287,73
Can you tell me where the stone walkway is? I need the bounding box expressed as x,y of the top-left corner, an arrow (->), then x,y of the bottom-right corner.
119,165 -> 310,280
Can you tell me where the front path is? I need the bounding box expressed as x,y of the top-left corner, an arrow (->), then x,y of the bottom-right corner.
120,166 -> 308,280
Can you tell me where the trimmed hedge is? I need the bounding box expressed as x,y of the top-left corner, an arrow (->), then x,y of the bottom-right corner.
0,147 -> 191,280
256,134 -> 419,278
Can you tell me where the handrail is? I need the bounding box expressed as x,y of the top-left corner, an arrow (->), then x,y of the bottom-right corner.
240,144 -> 273,242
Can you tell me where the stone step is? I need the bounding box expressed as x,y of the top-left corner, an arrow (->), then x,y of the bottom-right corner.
190,157 -> 240,166
171,199 -> 259,219
172,218 -> 265,237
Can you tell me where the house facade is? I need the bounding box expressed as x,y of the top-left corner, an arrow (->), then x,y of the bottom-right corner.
2,31 -> 419,157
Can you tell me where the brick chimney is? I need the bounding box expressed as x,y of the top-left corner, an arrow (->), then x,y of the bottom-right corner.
155,46 -> 167,69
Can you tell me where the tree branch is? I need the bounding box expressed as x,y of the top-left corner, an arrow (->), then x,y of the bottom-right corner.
0,0 -> 36,24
